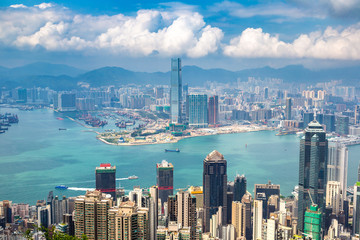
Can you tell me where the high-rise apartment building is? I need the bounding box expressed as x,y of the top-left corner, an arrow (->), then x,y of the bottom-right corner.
157,160 -> 174,207
149,186 -> 158,240
285,98 -> 292,120
95,163 -> 116,201
58,93 -> 76,112
74,191 -> 113,240
188,94 -> 208,128
232,201 -> 246,239
170,58 -> 182,124
208,95 -> 219,126
108,201 -> 149,240
203,150 -> 227,232
173,191 -> 197,239
298,120 -> 328,232
254,181 -> 280,219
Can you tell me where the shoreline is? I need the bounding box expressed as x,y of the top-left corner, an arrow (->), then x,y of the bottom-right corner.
97,125 -> 277,146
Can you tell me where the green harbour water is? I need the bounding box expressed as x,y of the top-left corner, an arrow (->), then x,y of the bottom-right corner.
1,107 -> 360,205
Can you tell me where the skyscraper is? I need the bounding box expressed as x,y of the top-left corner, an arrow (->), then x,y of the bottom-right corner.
298,120 -> 328,232
170,58 -> 182,124
74,190 -> 113,240
254,181 -> 280,219
231,201 -> 246,239
324,114 -> 336,132
252,200 -> 263,240
327,141 -> 348,207
285,98 -> 292,120
149,186 -> 158,240
203,150 -> 227,232
176,191 -> 197,239
156,160 -> 174,207
208,95 -> 219,126
353,182 -> 360,235
336,115 -> 349,135
233,174 -> 246,202
95,163 -> 116,201
188,94 -> 208,128
303,112 -> 314,128
304,205 -> 322,240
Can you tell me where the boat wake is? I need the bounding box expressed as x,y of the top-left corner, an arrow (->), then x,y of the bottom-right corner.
67,187 -> 95,191
116,178 -> 128,181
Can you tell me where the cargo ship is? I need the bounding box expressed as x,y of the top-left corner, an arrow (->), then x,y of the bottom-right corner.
165,149 -> 180,153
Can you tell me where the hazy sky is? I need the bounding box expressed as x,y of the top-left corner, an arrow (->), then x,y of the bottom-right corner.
0,0 -> 360,71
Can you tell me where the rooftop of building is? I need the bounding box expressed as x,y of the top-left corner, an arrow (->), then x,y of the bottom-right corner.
205,150 -> 225,162
305,120 -> 325,133
96,163 -> 116,170
157,160 -> 173,168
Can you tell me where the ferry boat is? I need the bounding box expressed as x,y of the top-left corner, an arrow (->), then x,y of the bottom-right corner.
165,149 -> 180,153
59,128 -> 67,131
55,185 -> 68,189
128,175 -> 138,180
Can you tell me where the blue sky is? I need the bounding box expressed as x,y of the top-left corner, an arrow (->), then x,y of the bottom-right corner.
0,0 -> 359,71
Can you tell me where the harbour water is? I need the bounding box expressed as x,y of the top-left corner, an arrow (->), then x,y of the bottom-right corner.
0,107 -> 359,204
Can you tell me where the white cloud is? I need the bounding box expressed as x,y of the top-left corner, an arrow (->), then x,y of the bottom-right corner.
223,25 -> 360,60
9,4 -> 27,8
1,3 -> 222,58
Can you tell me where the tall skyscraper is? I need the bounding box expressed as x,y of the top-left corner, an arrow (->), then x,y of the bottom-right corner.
231,201 -> 246,239
188,94 -> 208,128
74,190 -> 113,240
203,150 -> 227,232
353,182 -> 360,235
254,181 -> 280,219
176,191 -> 197,239
208,95 -> 219,126
252,200 -> 263,240
156,160 -> 174,207
336,115 -> 349,135
95,163 -> 116,201
233,174 -> 246,202
149,186 -> 158,240
327,141 -> 348,206
298,120 -> 328,232
303,112 -> 314,128
170,58 -> 182,124
324,114 -> 336,132
285,98 -> 292,120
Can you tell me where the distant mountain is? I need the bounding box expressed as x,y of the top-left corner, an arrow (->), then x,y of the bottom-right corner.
0,62 -> 359,90
1,62 -> 85,77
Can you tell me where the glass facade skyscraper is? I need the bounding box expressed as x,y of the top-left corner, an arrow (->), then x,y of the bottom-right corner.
156,160 -> 174,206
170,58 -> 182,124
203,150 -> 227,232
208,95 -> 219,126
188,94 -> 208,128
95,163 -> 116,201
298,120 -> 328,232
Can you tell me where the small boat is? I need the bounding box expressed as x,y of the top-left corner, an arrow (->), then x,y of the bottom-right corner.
128,175 -> 138,180
55,185 -> 68,189
56,117 -> 64,120
165,149 -> 180,153
0,130 -> 5,134
59,128 -> 67,131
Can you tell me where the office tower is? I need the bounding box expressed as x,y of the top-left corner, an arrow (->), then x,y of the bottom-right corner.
253,200 -> 263,240
157,160 -> 174,207
38,205 -> 51,228
95,163 -> 116,201
170,58 -> 182,124
264,87 -> 269,99
285,98 -> 292,120
304,205 -> 322,240
355,105 -> 359,124
74,190 -> 113,240
188,94 -> 208,128
46,191 -> 54,224
298,120 -> 328,232
108,201 -> 149,240
316,113 -> 324,124
327,141 -> 348,205
232,201 -> 247,239
149,186 -> 158,240
1,201 -> 12,223
336,115 -> 349,135
58,92 -> 76,112
303,112 -> 314,128
176,191 -> 197,239
324,114 -> 336,132
203,150 -> 227,232
353,183 -> 360,235
254,181 -> 280,219
208,95 -> 219,126
233,174 -> 246,202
